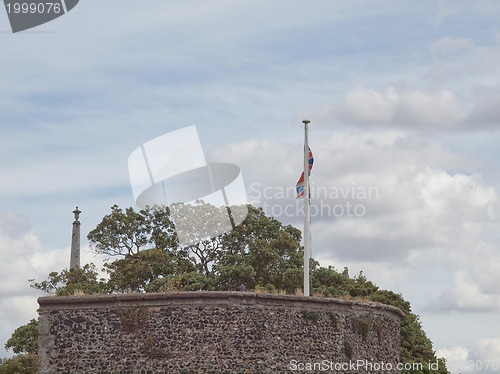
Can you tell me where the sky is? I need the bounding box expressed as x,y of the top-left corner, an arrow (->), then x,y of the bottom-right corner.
1,1 -> 500,372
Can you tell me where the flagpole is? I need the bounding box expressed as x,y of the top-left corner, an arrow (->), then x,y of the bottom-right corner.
302,119 -> 311,297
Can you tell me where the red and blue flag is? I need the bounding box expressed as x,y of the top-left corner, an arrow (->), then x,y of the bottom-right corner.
296,147 -> 313,198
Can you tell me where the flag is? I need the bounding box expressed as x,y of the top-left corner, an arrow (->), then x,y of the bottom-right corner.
296,147 -> 313,198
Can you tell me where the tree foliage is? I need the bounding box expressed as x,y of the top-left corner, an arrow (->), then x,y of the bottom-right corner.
88,203 -> 225,277
0,354 -> 38,374
29,263 -> 107,296
213,205 -> 303,292
5,319 -> 38,355
87,204 -> 304,292
87,205 -> 177,256
104,248 -> 195,293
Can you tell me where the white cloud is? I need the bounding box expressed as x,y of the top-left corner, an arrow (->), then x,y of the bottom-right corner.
309,78 -> 500,132
305,32 -> 500,133
434,1 -> 461,25
0,224 -> 47,358
0,223 -> 43,295
468,85 -> 500,127
426,238 -> 500,313
344,87 -> 464,128
438,340 -> 500,374
396,89 -> 465,128
337,87 -> 398,124
425,34 -> 500,88
429,37 -> 475,56
471,338 -> 500,370
0,212 -> 31,238
431,271 -> 500,312
437,346 -> 472,374
321,87 -> 466,130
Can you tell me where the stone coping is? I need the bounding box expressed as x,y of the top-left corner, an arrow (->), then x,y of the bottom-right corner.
38,291 -> 405,318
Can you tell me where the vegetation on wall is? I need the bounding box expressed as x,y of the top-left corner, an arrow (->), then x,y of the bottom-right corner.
115,307 -> 150,333
353,314 -> 373,342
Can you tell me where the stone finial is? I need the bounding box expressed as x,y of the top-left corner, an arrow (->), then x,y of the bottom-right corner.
73,207 -> 81,221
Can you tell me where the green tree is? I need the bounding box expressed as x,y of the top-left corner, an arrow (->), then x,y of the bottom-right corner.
146,271 -> 212,292
29,263 -> 107,296
5,319 -> 38,355
104,247 -> 195,293
0,354 -> 38,374
87,204 -> 305,291
88,203 -> 222,277
87,205 -> 172,256
214,205 -> 304,292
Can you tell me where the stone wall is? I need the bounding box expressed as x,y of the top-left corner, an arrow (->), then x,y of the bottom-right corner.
38,292 -> 404,374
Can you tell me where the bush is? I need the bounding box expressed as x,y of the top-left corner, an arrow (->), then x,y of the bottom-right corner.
0,354 -> 38,374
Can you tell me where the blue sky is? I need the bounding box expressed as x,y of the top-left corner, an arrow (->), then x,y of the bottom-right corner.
2,1 -> 500,372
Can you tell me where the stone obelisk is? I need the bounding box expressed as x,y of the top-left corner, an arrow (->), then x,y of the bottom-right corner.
70,207 -> 81,269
